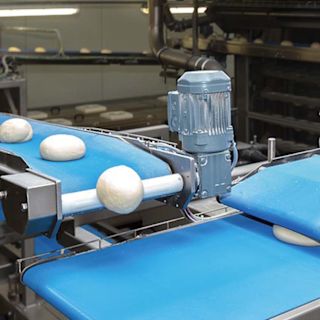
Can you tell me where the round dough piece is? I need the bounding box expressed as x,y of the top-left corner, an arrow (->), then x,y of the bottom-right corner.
100,48 -> 112,54
27,110 -> 48,120
96,165 -> 144,214
273,225 -> 320,247
40,134 -> 86,161
80,48 -> 91,54
34,47 -> 46,53
281,40 -> 293,47
0,118 -> 33,143
310,42 -> 320,49
8,47 -> 21,53
254,38 -> 264,44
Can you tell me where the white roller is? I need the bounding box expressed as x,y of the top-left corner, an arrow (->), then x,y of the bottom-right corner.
61,166 -> 184,215
143,173 -> 183,200
62,189 -> 100,215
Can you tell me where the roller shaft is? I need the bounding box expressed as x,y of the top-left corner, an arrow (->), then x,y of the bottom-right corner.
62,173 -> 184,215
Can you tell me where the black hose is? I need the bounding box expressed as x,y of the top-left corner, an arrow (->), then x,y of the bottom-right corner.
149,0 -> 222,71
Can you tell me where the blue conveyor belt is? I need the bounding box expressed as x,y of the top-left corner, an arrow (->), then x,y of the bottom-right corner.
23,215 -> 320,320
0,114 -> 171,216
222,155 -> 320,240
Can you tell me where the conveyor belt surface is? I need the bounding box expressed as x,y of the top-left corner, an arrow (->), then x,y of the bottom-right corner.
23,215 -> 320,320
222,155 -> 320,240
0,114 -> 171,195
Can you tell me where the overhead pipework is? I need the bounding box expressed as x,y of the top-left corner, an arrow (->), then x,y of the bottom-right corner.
148,0 -> 222,71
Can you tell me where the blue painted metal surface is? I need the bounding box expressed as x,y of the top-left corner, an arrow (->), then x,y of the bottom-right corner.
23,215 -> 320,320
222,155 -> 320,240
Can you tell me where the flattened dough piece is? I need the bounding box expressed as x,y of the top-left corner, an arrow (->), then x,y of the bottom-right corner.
273,225 -> 320,247
34,47 -> 46,53
27,110 -> 48,120
47,118 -> 73,126
40,134 -> 86,161
281,40 -> 294,47
75,104 -> 107,114
80,48 -> 91,54
100,111 -> 133,121
96,165 -> 144,214
254,38 -> 264,44
8,47 -> 21,53
100,48 -> 112,54
0,118 -> 33,143
311,42 -> 320,49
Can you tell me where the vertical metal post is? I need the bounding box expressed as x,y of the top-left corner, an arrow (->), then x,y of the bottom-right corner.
268,137 -> 277,162
236,56 -> 250,142
192,0 -> 199,55
21,239 -> 37,307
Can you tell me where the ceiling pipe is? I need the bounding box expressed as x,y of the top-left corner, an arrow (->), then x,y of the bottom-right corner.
162,1 -> 212,32
149,0 -> 222,71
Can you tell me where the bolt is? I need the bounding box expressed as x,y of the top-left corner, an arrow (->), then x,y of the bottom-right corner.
199,157 -> 208,166
201,190 -> 208,198
20,203 -> 28,212
0,190 -> 7,200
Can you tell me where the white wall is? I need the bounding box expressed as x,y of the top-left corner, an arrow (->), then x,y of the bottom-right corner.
0,4 -> 176,109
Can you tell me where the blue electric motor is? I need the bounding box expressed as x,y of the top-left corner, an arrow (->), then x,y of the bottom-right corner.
168,70 -> 237,199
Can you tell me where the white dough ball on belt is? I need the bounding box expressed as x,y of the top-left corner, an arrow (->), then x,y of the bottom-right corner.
0,118 -> 33,143
273,225 -> 320,247
96,165 -> 144,214
40,134 -> 86,161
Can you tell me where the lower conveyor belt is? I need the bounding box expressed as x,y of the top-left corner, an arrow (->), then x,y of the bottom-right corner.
23,215 -> 320,320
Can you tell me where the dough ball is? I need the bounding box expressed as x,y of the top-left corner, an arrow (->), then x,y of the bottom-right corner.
27,110 -> 48,120
22,129 -> 33,142
34,47 -> 46,53
310,42 -> 320,49
273,225 -> 320,247
40,134 -> 86,161
80,48 -> 91,54
100,48 -> 112,54
8,47 -> 21,53
253,38 -> 264,44
281,40 -> 293,47
96,165 -> 144,214
0,118 -> 33,143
